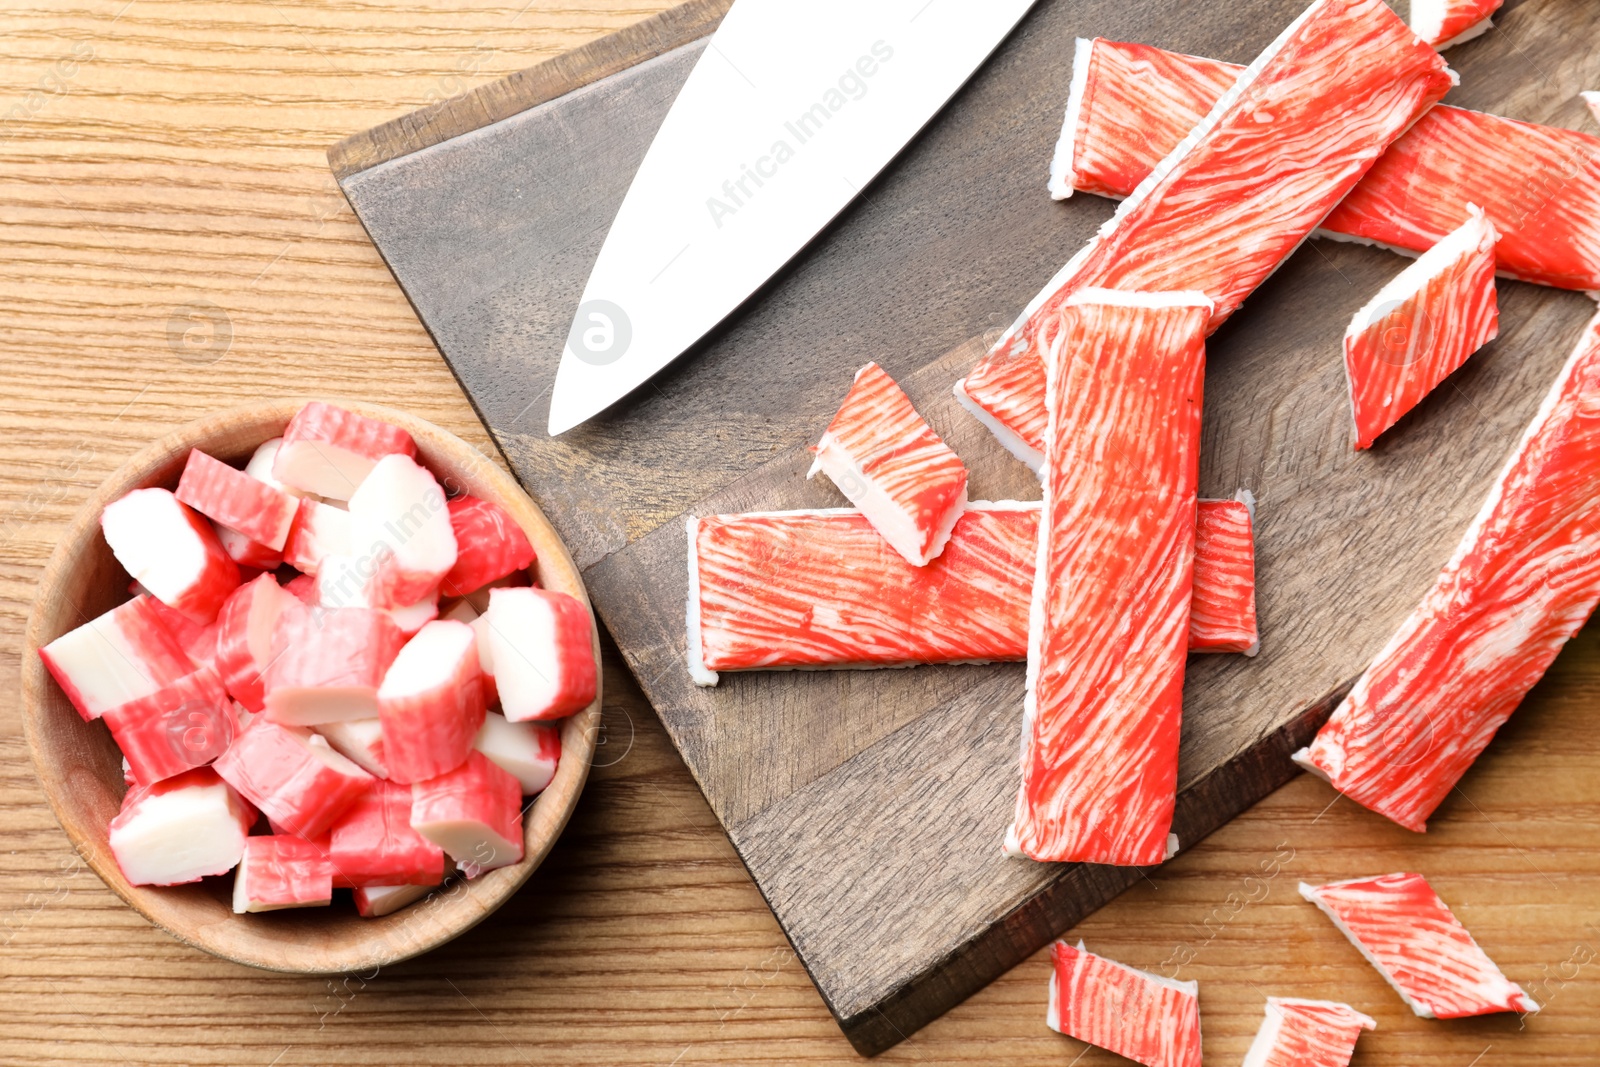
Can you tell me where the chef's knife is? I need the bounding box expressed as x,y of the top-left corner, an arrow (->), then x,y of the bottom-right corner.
547,0 -> 1038,435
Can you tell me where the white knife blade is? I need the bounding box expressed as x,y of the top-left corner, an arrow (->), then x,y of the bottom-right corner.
548,0 -> 1037,435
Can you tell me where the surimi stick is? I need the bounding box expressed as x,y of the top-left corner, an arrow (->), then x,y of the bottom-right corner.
441,497 -> 536,595
957,0 -> 1454,468
108,767 -> 254,887
1007,290 -> 1211,866
101,488 -> 240,624
687,498 -> 1260,684
1187,491 -> 1258,656
1046,940 -> 1201,1067
231,835 -> 334,912
1240,998 -> 1375,1067
175,448 -> 298,551
213,716 -> 374,839
1295,309 -> 1600,831
1410,0 -> 1500,49
272,401 -> 416,501
39,595 -> 195,721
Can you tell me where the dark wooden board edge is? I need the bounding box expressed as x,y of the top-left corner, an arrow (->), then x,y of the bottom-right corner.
326,0 -> 730,180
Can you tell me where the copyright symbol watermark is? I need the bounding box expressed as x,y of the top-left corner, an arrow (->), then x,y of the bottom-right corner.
1370,300 -> 1432,367
567,299 -> 631,367
167,301 -> 233,364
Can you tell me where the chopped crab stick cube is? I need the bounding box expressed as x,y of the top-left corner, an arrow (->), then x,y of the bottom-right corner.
328,779 -> 447,886
410,751 -> 524,873
175,448 -> 298,551
103,665 -> 236,784
442,497 -> 536,595
1300,873 -> 1538,1017
213,716 -> 374,838
1047,941 -> 1200,1067
231,835 -> 334,912
1241,998 -> 1375,1067
263,606 -> 406,726
271,401 -> 416,500
1007,291 -> 1211,866
473,713 -> 560,795
377,620 -> 486,784
347,454 -> 457,608
958,0 -> 1454,467
1188,491 -> 1259,656
353,882 -> 435,918
243,437 -> 312,498
213,574 -> 299,712
1051,39 -> 1600,294
1295,309 -> 1600,831
101,488 -> 241,623
283,498 -> 353,576
1345,206 -> 1499,449
483,588 -> 596,722
313,554 -> 439,636
809,362 -> 969,566
687,498 -> 1257,683
215,524 -> 282,571
1410,0 -> 1500,49
109,767 -> 254,886
313,718 -> 388,779
40,595 -> 195,720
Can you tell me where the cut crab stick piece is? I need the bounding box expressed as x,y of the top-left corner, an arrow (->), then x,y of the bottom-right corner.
215,524 -> 281,571
272,401 -> 416,500
483,587 -> 596,722
175,448 -> 298,551
328,779 -> 447,887
102,665 -> 236,784
243,437 -> 312,499
231,835 -> 334,912
1411,0 -> 1500,49
1300,873 -> 1537,1017
688,498 -> 1257,683
442,497 -> 536,595
39,596 -> 195,721
958,0 -> 1453,467
213,716 -> 374,838
1052,39 -> 1600,294
1007,291 -> 1211,866
282,498 -> 353,577
142,594 -> 221,670
109,767 -> 253,886
808,362 -> 969,566
1295,309 -> 1600,831
1241,998 -> 1375,1067
473,712 -> 560,795
410,750 -> 524,874
377,620 -> 486,784
1047,940 -> 1200,1067
213,573 -> 299,712
353,882 -> 435,918
101,488 -> 240,623
1188,491 -> 1259,656
347,454 -> 457,608
313,718 -> 388,779
1345,206 -> 1499,449
468,614 -> 499,706
262,605 -> 406,726
313,554 -> 439,635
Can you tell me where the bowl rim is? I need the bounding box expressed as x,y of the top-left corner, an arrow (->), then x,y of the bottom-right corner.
20,398 -> 603,974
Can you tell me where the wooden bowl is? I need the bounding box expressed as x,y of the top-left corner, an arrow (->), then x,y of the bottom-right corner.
20,400 -> 602,974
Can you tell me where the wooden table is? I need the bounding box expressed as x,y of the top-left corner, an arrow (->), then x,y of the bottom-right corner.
0,2 -> 1595,1062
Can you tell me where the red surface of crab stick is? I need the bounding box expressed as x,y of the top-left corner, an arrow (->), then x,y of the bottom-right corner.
101,488 -> 241,623
213,716 -> 374,839
262,605 -> 406,726
282,498 -> 352,576
102,665 -> 236,784
1410,0 -> 1501,49
1345,205 -> 1499,449
348,455 -> 457,608
474,713 -> 560,795
271,401 -> 416,501
39,595 -> 195,721
1295,309 -> 1600,831
809,362 -> 969,566
1006,291 -> 1210,866
687,497 -> 1258,683
1187,491 -> 1258,656
1051,38 -> 1600,293
1240,998 -> 1375,1067
958,0 -> 1454,467
175,448 -> 299,551
231,835 -> 335,912
441,497 -> 536,596
1300,873 -> 1538,1017
1047,940 -> 1200,1067
327,779 -> 447,887
213,573 -> 299,712
482,587 -> 596,722
377,620 -> 486,784
410,750 -> 524,875
109,767 -> 254,887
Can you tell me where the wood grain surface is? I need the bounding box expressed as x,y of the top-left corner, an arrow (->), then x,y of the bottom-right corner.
0,1 -> 1596,1064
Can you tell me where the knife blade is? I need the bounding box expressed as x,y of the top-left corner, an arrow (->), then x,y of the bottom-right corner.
547,0 -> 1038,435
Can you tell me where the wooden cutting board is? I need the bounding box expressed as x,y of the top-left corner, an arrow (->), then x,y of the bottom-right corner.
328,0 -> 1600,1053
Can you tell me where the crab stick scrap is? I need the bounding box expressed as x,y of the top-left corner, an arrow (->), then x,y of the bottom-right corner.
354,882 -> 435,918
441,497 -> 536,595
1296,310 -> 1600,831
687,498 -> 1257,683
231,835 -> 335,912
102,665 -> 236,784
958,0 -> 1454,466
1300,873 -> 1537,1017
101,488 -> 240,624
1051,39 -> 1600,293
175,449 -> 299,552
474,713 -> 561,795
1241,998 -> 1375,1067
313,718 -> 388,779
482,587 -> 596,722
1410,0 -> 1500,49
347,454 -> 457,608
328,779 -> 447,887
1006,291 -> 1210,866
282,498 -> 352,576
39,595 -> 195,721
410,750 -> 524,875
272,401 -> 416,501
213,573 -> 299,712
377,620 -> 486,784
809,362 -> 969,566
262,605 -> 406,726
1345,206 -> 1499,449
1188,491 -> 1258,656
1047,941 -> 1200,1067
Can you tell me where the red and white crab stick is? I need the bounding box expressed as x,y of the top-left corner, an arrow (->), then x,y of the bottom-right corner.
213,716 -> 374,839
1296,309 -> 1600,832
39,595 -> 195,721
101,488 -> 240,624
1410,0 -> 1501,49
212,573 -> 299,712
1187,491 -> 1258,656
957,0 -> 1454,467
410,750 -> 524,875
232,835 -> 335,913
262,605 -> 406,726
1047,940 -> 1200,1067
327,779 -> 447,887
175,448 -> 299,552
1007,291 -> 1210,867
1240,998 -> 1375,1067
376,619 -> 486,783
481,587 -> 596,722
271,401 -> 415,501
1301,873 -> 1537,1017
102,664 -> 236,785
109,767 -> 254,887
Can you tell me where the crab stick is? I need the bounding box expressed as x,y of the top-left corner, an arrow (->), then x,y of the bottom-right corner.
1300,873 -> 1537,1017
1241,998 -> 1375,1067
958,0 -> 1454,467
327,779 -> 447,887
410,751 -> 524,874
271,401 -> 416,500
353,882 -> 435,918
282,498 -> 352,576
347,454 -> 457,608
175,448 -> 298,552
213,716 -> 374,839
1295,309 -> 1600,831
483,587 -> 595,722
102,665 -> 236,784
108,767 -> 254,887
1187,491 -> 1259,656
39,595 -> 196,721
262,605 -> 406,726
442,497 -> 536,596
213,573 -> 299,712
313,718 -> 388,779
1047,940 -> 1200,1067
377,620 -> 486,784
101,488 -> 240,624
1410,0 -> 1500,49
809,362 -> 969,566
473,713 -> 560,795
231,835 -> 334,912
